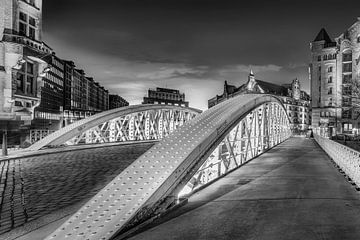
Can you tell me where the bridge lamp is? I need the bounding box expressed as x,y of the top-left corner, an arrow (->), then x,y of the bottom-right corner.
13,58 -> 26,70
39,66 -> 51,77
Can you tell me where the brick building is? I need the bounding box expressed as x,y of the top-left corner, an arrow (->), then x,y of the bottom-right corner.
143,87 -> 189,107
208,71 -> 311,132
32,53 -> 64,131
0,0 -> 53,146
109,94 -> 129,109
310,17 -> 360,136
62,61 -> 109,126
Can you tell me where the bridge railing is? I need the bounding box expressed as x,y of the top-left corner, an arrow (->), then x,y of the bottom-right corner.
314,134 -> 360,187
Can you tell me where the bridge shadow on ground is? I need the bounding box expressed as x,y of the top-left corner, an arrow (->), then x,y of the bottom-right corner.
124,137 -> 360,240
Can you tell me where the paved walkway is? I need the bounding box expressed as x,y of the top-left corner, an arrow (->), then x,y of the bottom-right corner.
0,142 -> 154,237
128,138 -> 360,240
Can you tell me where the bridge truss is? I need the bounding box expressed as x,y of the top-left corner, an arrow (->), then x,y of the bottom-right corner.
180,102 -> 289,195
46,94 -> 291,240
67,109 -> 197,145
27,105 -> 201,150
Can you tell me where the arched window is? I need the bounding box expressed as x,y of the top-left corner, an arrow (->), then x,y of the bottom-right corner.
324,55 -> 328,61
328,54 -> 332,60
328,76 -> 333,83
327,66 -> 333,72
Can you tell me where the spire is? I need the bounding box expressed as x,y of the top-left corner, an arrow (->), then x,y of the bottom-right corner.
246,70 -> 256,91
313,28 -> 333,43
250,68 -> 254,76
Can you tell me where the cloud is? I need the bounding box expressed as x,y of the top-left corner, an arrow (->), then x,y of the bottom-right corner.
136,65 -> 208,80
287,62 -> 308,69
219,64 -> 282,76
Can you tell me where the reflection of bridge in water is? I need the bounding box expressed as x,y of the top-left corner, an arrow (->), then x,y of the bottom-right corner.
2,94 -> 360,240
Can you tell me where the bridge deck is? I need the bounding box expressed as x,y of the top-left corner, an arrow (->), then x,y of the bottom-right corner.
127,138 -> 360,240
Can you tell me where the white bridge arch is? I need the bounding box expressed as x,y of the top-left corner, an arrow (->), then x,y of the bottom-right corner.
27,105 -> 201,151
46,94 -> 291,240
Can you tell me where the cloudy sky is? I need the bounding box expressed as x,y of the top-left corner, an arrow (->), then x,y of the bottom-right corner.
43,0 -> 360,110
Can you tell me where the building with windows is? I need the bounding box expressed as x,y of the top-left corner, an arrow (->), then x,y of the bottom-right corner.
32,53 -> 64,131
142,87 -> 189,107
310,17 -> 360,136
109,94 -> 129,109
208,71 -> 311,132
0,0 -> 54,145
62,61 -> 109,126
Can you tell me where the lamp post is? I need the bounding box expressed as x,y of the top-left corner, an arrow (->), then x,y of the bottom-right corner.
2,129 -> 8,156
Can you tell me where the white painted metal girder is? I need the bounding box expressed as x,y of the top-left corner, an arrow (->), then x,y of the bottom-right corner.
46,94 -> 290,240
27,105 -> 201,151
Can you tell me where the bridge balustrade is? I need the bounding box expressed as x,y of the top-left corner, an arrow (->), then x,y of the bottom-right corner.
314,134 -> 360,187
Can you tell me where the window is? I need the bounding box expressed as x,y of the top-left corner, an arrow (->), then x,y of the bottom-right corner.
29,16 -> 35,26
16,72 -> 24,93
19,12 -> 27,21
19,22 -> 26,36
358,36 -> 360,43
343,74 -> 352,84
342,52 -> 352,62
327,66 -> 333,72
328,87 -> 333,94
15,101 -> 23,107
16,59 -> 36,96
318,66 -> 321,72
328,76 -> 332,83
317,56 -> 321,61
323,55 -> 327,61
329,98 -> 333,106
18,11 -> 36,39
343,62 -> 352,73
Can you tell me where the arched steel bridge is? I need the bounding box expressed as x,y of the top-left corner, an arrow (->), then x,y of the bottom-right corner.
27,105 -> 202,151
45,94 -> 291,240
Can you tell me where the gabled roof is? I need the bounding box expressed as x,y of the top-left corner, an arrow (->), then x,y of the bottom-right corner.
224,81 -> 237,95
314,28 -> 333,43
256,80 -> 289,96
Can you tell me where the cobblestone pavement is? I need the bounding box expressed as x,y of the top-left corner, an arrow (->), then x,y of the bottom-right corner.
0,143 -> 154,235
